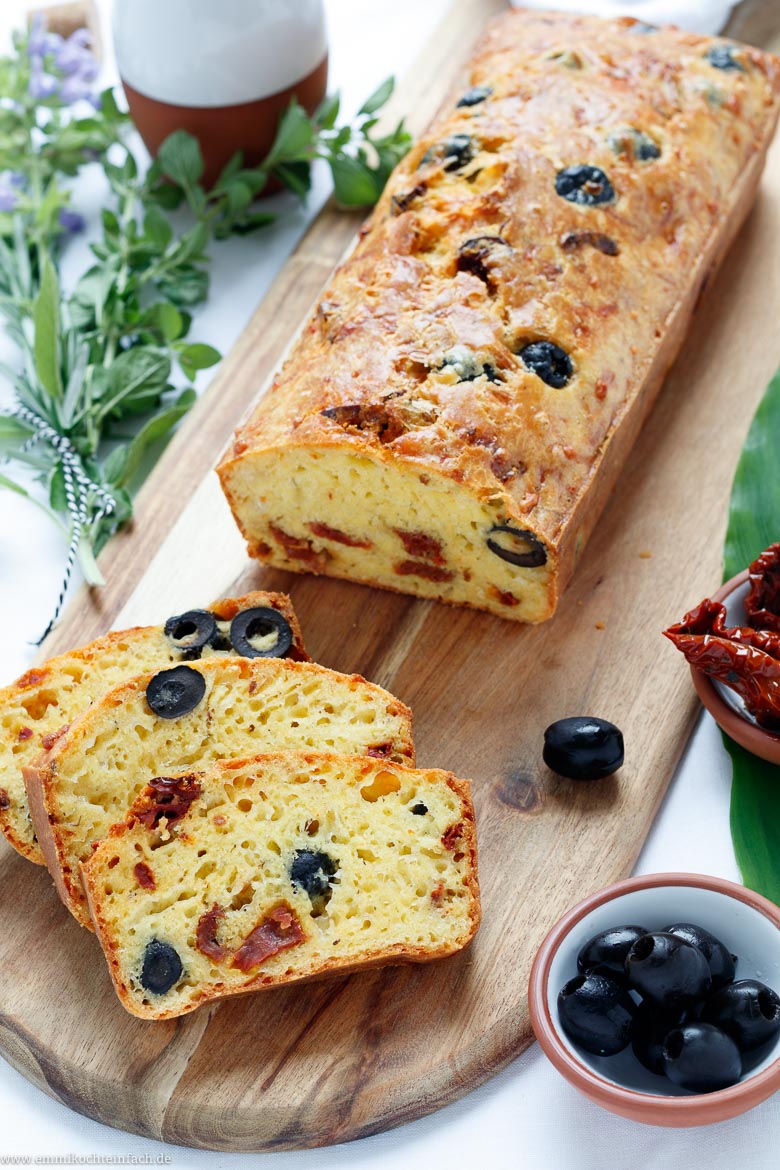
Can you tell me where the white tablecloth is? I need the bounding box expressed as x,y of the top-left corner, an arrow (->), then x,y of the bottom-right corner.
1,0 -> 777,1166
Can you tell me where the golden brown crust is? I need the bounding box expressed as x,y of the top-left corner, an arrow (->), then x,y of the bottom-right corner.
81,752 -> 479,1019
0,591 -> 308,864
217,11 -> 780,621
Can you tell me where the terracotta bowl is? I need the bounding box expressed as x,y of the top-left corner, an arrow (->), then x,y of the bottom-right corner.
690,570 -> 780,765
529,873 -> 780,1126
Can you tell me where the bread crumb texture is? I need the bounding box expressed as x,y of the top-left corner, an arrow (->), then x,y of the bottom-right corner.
83,753 -> 479,1018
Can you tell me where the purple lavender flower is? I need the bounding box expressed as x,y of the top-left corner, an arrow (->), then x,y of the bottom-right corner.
59,75 -> 96,105
7,172 -> 25,190
26,13 -> 48,58
29,63 -> 58,100
0,187 -> 18,212
55,30 -> 97,79
58,207 -> 85,234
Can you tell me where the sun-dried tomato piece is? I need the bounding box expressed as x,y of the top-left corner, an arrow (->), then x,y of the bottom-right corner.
745,543 -> 780,633
196,903 -> 228,961
133,775 -> 202,829
134,862 -> 156,890
231,904 -> 304,972
664,599 -> 780,730
441,823 -> 464,851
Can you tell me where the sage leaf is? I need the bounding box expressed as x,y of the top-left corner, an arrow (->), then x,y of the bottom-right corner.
32,258 -> 62,399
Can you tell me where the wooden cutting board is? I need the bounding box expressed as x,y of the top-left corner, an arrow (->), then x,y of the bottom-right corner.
2,0 -> 780,1153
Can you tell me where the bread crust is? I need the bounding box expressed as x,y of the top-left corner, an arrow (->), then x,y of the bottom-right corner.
81,752 -> 479,1019
1,591 -> 307,864
217,10 -> 780,622
24,658 -> 415,929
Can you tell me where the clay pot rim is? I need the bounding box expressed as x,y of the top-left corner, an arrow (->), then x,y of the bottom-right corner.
690,569 -> 780,765
528,872 -> 780,1127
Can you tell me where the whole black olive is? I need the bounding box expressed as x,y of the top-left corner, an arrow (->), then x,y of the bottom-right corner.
229,607 -> 293,659
486,524 -> 547,569
626,932 -> 711,1008
705,45 -> 745,71
702,980 -> 780,1052
290,848 -> 338,914
663,1023 -> 742,1092
145,665 -> 206,719
422,134 -> 477,172
517,340 -> 573,388
457,85 -> 492,108
662,923 -> 736,991
557,971 -> 635,1056
164,609 -> 218,660
555,164 -> 616,206
631,1000 -> 689,1076
577,925 -> 648,982
141,939 -> 183,995
543,716 -> 624,781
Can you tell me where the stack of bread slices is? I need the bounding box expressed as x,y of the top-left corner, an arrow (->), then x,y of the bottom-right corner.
1,591 -> 480,1019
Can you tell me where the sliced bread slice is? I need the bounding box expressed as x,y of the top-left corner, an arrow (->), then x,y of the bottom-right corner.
82,751 -> 479,1018
0,591 -> 307,864
24,658 -> 414,928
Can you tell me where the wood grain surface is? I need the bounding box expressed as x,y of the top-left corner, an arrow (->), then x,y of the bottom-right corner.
2,0 -> 780,1153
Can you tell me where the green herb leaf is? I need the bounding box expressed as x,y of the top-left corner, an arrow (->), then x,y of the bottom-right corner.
32,258 -> 62,400
178,342 -> 221,381
315,91 -> 341,129
329,155 -> 380,207
359,76 -> 394,117
725,734 -> 780,904
157,130 -> 205,189
723,366 -> 780,583
109,388 -> 195,488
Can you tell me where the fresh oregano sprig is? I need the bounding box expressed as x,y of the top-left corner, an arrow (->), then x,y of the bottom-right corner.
0,19 -> 409,640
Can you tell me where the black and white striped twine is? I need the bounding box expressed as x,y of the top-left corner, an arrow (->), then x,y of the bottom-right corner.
7,401 -> 116,644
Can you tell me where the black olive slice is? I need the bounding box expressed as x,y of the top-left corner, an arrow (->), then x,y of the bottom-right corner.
518,341 -> 573,388
229,607 -> 293,659
410,803 -> 428,815
290,848 -> 338,915
422,134 -> 477,172
146,665 -> 206,719
457,85 -> 492,108
705,45 -> 745,72
164,609 -> 218,660
141,939 -> 183,995
487,525 -> 547,568
555,164 -> 616,206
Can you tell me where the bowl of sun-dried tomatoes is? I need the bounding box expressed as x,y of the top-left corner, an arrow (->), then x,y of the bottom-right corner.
664,543 -> 780,765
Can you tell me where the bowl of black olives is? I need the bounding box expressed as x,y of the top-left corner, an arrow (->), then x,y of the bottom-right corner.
528,872 -> 780,1126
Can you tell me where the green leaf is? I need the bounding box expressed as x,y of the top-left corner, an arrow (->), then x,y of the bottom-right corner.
725,734 -> 780,904
0,415 -> 34,453
268,100 -> 316,163
32,258 -> 62,400
329,155 -> 380,208
314,91 -> 341,129
178,342 -> 221,381
48,463 -> 68,512
143,205 -> 174,250
110,389 -> 195,488
722,363 -> 780,902
723,366 -> 780,583
358,76 -> 394,116
157,130 -> 205,189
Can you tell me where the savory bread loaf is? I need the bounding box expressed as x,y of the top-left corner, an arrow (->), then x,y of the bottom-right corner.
24,658 -> 414,929
218,10 -> 780,623
0,591 -> 306,864
82,752 -> 479,1019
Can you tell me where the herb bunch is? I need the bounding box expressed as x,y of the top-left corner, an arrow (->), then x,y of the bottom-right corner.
0,19 -> 409,640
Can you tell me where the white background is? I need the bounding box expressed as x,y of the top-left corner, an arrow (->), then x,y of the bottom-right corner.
1,0 -> 778,1166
